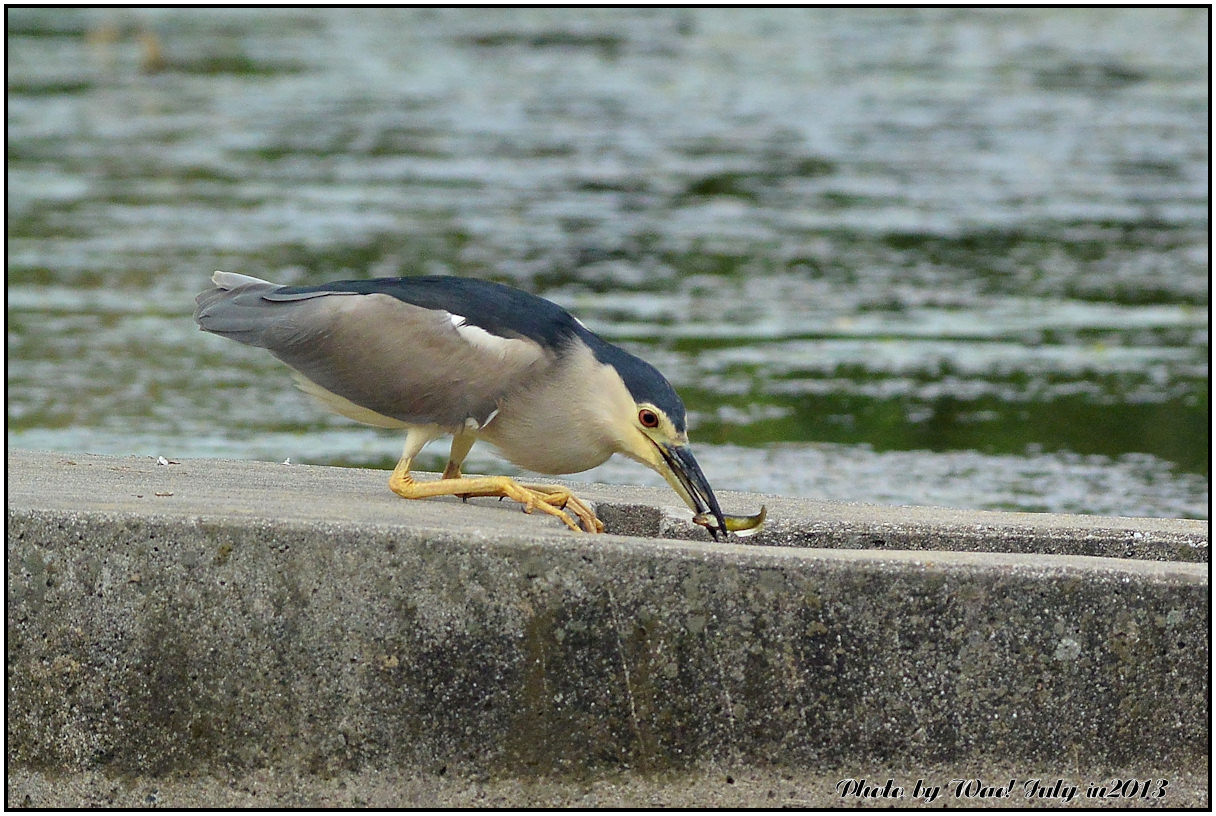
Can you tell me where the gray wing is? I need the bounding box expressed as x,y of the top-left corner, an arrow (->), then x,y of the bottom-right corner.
194,272 -> 552,430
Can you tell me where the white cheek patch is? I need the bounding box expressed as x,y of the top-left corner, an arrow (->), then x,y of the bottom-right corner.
446,312 -> 516,356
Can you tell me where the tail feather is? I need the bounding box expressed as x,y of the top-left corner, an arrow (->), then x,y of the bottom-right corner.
211,270 -> 273,290
194,270 -> 286,347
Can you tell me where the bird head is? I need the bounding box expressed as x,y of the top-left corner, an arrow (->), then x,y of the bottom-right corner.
587,338 -> 730,540
619,399 -> 733,541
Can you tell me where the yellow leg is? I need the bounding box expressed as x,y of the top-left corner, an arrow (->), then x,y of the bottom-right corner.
387,427 -> 604,533
390,468 -> 602,533
442,430 -> 476,480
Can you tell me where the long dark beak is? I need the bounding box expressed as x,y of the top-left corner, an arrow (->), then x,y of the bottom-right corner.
658,443 -> 729,541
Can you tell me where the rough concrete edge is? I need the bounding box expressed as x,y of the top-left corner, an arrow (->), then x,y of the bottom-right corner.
7,504 -> 1208,584
7,448 -> 1207,561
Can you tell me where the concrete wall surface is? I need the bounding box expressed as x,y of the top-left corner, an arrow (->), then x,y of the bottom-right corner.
7,449 -> 1209,807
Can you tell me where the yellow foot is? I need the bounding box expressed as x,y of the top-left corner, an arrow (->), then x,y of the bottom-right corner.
520,483 -> 605,534
389,471 -> 603,533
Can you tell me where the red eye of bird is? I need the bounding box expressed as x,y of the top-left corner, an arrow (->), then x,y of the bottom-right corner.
638,409 -> 659,428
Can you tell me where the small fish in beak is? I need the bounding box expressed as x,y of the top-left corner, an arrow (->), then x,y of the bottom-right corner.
693,504 -> 767,538
658,443 -> 766,540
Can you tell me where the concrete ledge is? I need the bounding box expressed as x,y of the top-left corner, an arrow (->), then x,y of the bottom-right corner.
6,450 -> 1209,807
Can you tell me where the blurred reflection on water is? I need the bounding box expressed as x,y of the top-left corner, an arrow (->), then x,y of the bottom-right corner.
7,8 -> 1208,518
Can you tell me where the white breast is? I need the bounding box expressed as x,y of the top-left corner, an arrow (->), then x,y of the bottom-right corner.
479,343 -> 633,474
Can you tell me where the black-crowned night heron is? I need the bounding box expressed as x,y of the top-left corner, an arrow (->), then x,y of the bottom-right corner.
194,271 -> 763,538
